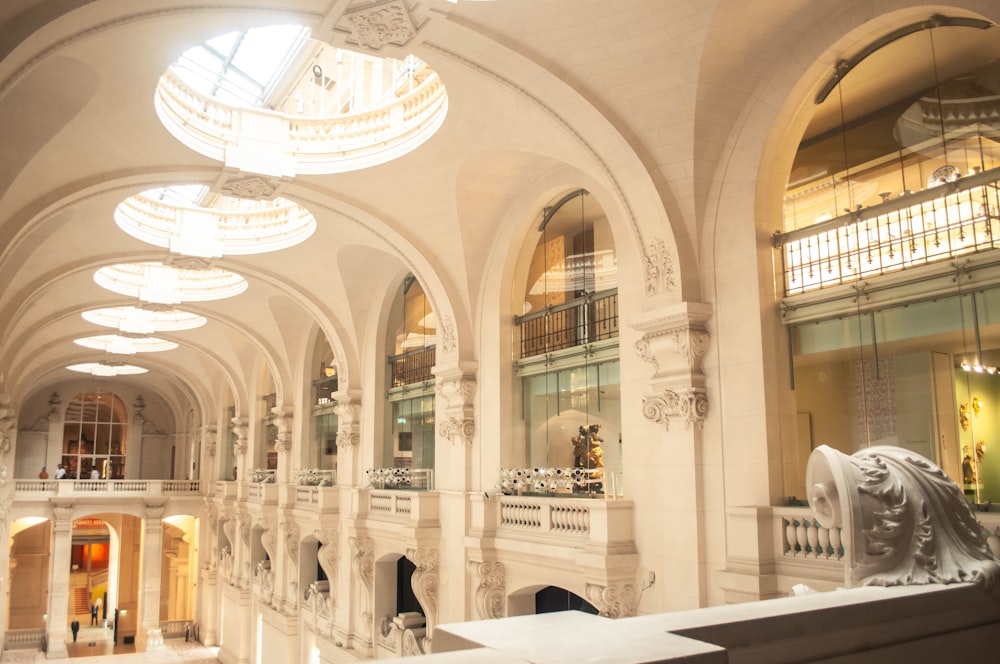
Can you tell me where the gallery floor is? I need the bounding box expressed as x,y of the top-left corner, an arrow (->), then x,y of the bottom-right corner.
4,625 -> 219,662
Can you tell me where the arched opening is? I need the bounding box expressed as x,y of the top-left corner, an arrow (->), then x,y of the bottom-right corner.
302,334 -> 338,484
508,189 -> 621,497
376,275 -> 436,490
161,516 -> 197,628
534,586 -> 598,615
373,553 -> 427,657
7,518 -> 50,641
775,15 -> 1000,502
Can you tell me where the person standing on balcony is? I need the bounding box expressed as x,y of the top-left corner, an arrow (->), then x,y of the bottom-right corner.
55,464 -> 66,479
38,466 -> 48,479
90,467 -> 100,480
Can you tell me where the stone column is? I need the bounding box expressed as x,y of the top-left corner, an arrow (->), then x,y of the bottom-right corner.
45,503 -> 74,659
333,394 -> 361,487
137,502 -> 165,651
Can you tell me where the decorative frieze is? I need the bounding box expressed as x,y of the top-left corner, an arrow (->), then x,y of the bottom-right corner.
468,560 -> 505,619
217,174 -> 279,200
643,238 -> 677,295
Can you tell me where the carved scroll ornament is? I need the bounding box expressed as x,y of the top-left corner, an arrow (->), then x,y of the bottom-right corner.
807,445 -> 1000,591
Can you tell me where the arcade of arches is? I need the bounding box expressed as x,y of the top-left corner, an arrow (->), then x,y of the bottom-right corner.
2,2 -> 1000,663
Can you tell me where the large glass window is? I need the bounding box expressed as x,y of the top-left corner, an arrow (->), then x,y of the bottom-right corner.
511,191 -> 621,496
62,392 -> 127,479
387,395 -> 435,471
790,288 -> 1000,503
380,275 -> 436,488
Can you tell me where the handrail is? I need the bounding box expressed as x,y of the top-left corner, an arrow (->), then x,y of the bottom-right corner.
775,165 -> 1000,244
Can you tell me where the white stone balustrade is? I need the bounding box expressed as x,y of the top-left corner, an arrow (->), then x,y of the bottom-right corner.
773,507 -> 845,561
14,479 -> 202,498
294,485 -> 340,513
155,67 -> 447,176
495,496 -> 635,555
361,488 -> 439,528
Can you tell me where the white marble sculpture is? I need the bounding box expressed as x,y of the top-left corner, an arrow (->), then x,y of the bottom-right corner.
807,444 -> 1000,590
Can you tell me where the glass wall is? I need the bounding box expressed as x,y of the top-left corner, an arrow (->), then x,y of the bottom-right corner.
386,394 -> 435,471
790,288 -> 1000,503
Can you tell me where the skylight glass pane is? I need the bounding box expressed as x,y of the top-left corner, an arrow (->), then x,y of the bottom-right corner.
232,26 -> 304,85
205,30 -> 241,58
173,25 -> 308,108
147,185 -> 208,206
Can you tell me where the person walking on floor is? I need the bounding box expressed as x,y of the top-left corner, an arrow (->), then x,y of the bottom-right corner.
91,603 -> 98,625
70,618 -> 80,642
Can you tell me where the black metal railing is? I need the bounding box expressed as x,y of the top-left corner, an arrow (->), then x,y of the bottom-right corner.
517,289 -> 618,358
389,345 -> 436,387
775,166 -> 1000,296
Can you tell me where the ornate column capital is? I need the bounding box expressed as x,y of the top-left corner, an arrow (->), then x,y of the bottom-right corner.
203,425 -> 218,458
270,407 -> 294,453
632,302 -> 712,379
334,396 -> 361,448
642,387 -> 709,431
434,366 -> 476,445
231,417 -> 249,456
52,503 -> 74,530
633,302 -> 712,432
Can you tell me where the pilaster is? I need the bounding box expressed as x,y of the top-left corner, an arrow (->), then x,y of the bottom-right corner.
137,502 -> 165,651
45,503 -> 73,659
631,302 -> 713,611
333,393 -> 362,487
270,407 -> 294,485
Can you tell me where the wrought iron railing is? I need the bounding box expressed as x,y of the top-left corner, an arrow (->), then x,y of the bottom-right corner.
775,166 -> 1000,296
516,289 -> 618,358
389,346 -> 435,387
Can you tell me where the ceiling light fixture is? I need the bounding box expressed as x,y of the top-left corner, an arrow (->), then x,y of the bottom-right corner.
74,335 -> 178,355
67,362 -> 148,377
82,306 -> 207,334
94,262 -> 248,304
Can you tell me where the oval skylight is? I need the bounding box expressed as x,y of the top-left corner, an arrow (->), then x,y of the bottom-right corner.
155,25 -> 448,175
82,306 -> 207,334
116,190 -> 316,257
94,262 -> 248,304
74,335 -> 179,355
67,362 -> 149,377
